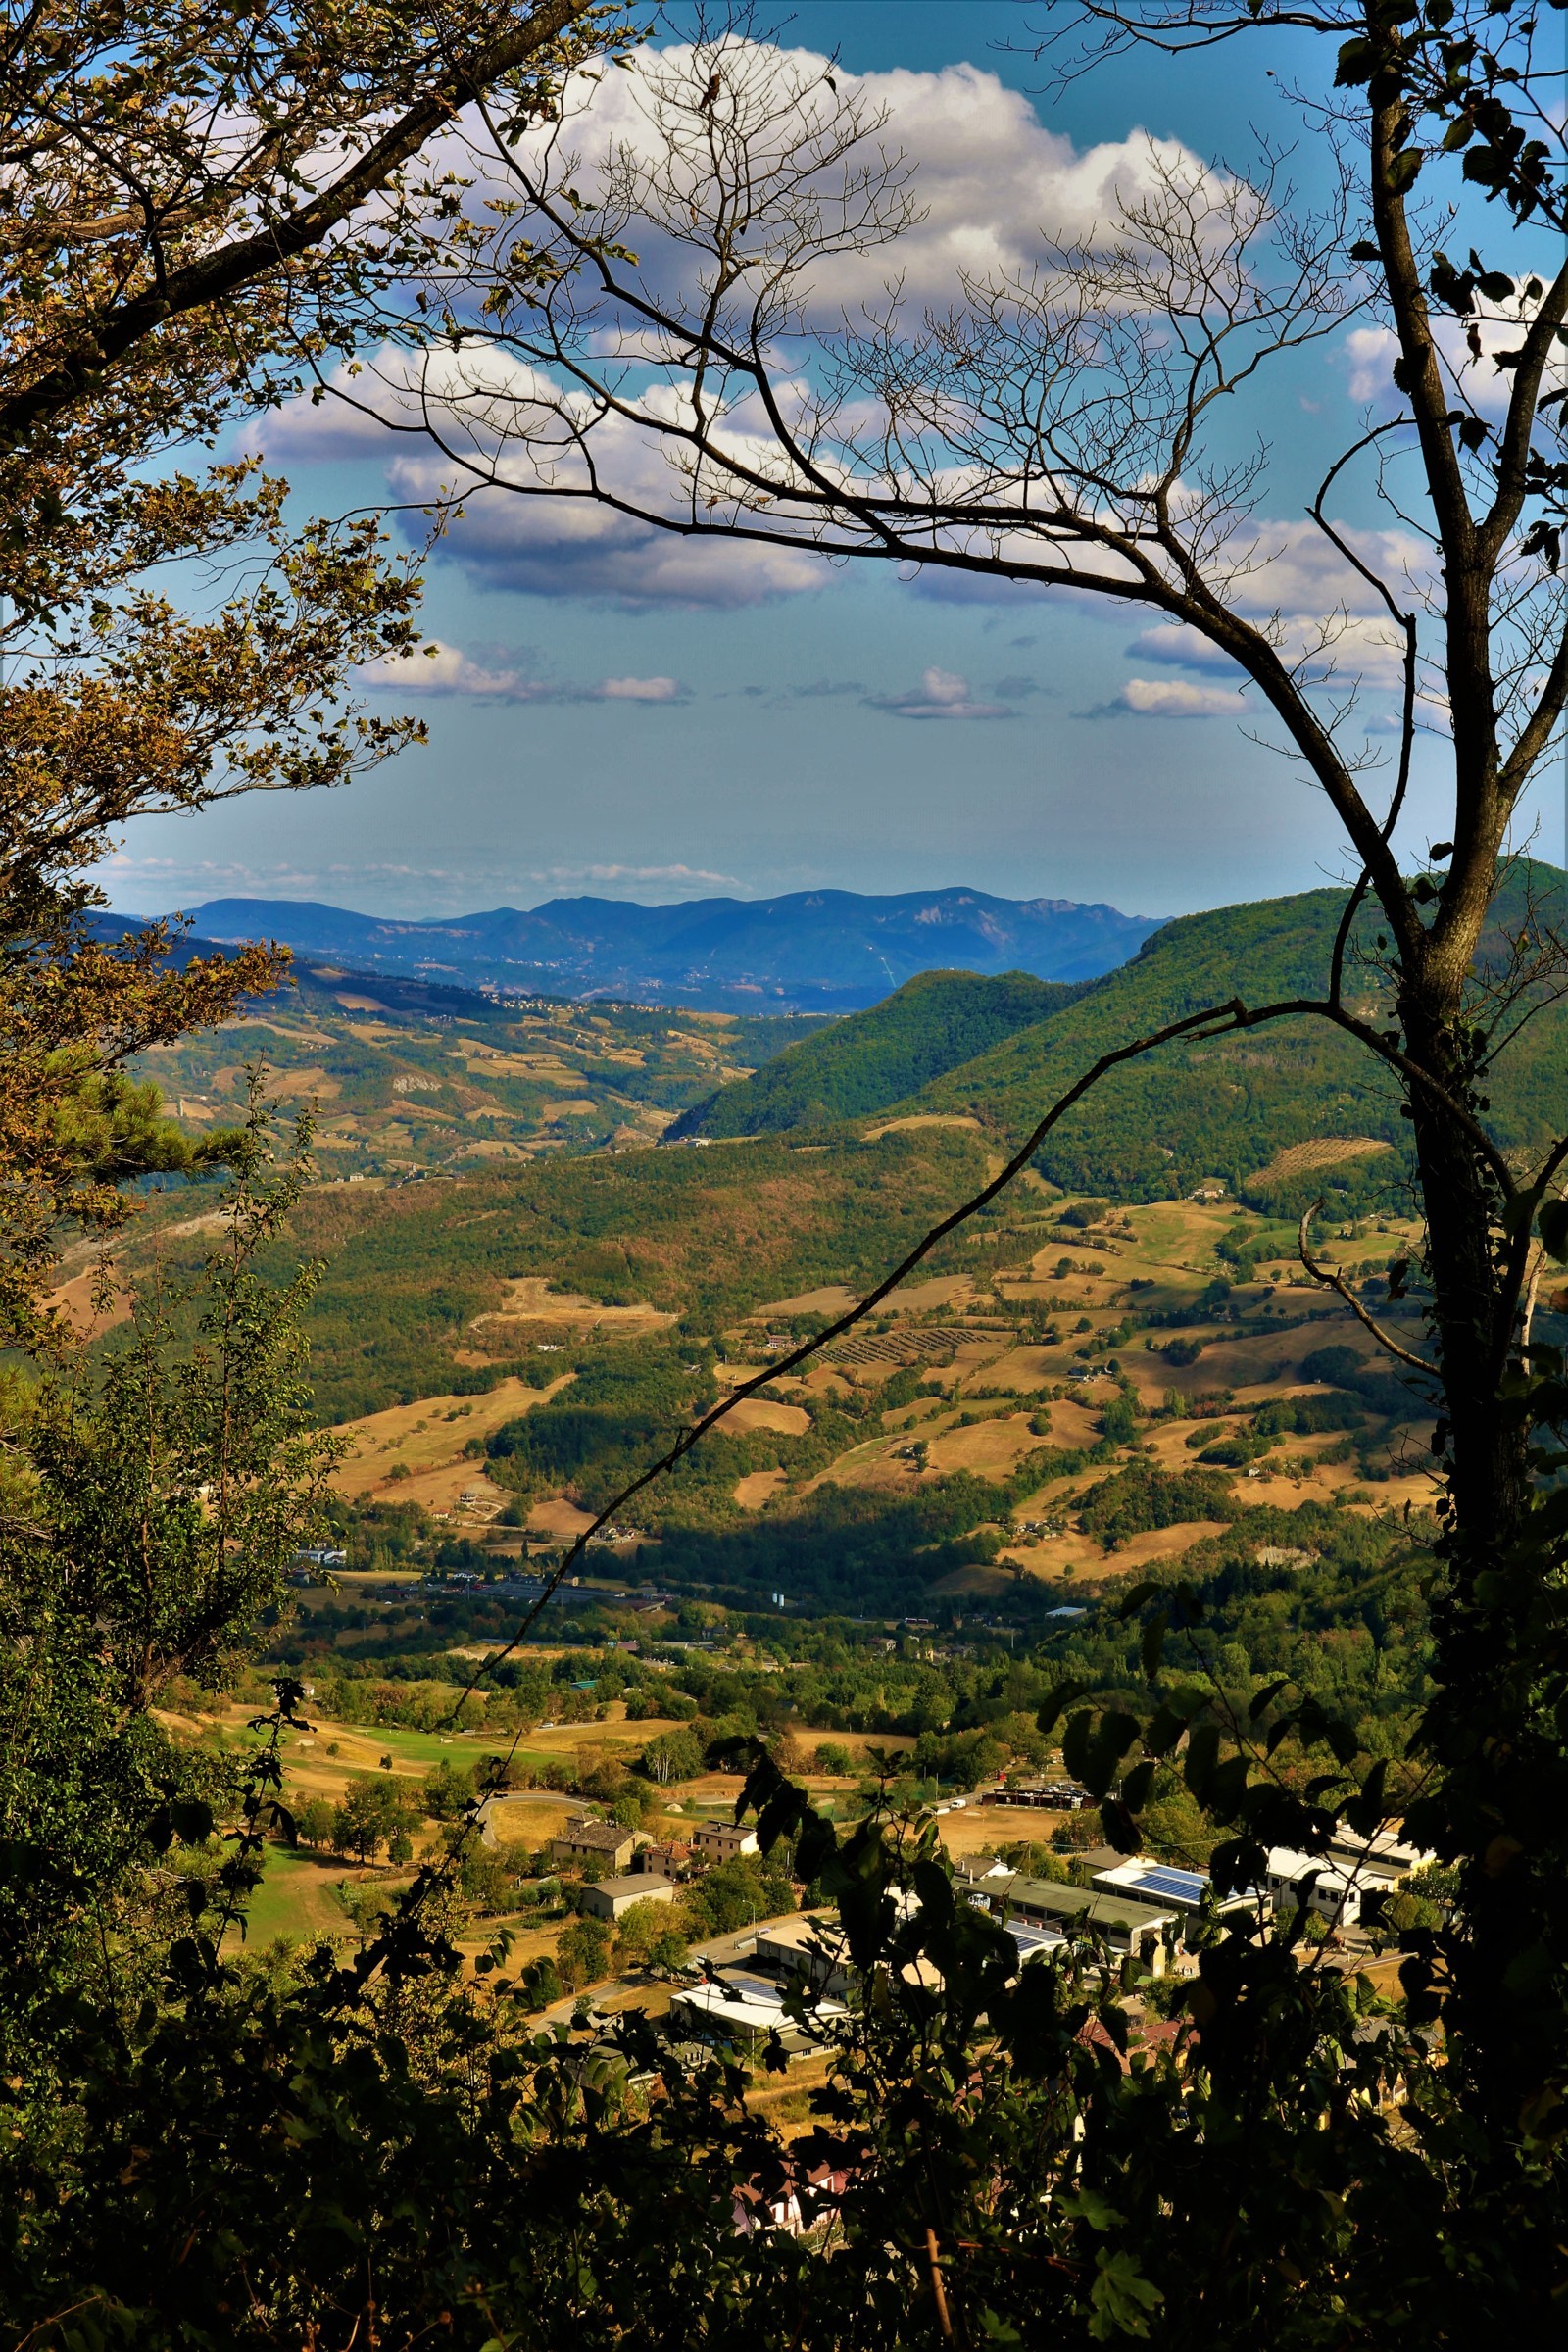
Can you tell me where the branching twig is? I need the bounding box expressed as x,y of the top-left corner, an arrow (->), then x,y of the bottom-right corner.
1298,1199 -> 1438,1376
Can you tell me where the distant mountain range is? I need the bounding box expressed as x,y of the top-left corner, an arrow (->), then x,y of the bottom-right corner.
135,888 -> 1163,1012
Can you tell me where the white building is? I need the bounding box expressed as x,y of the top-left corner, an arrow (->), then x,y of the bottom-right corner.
1091,1857 -> 1257,1927
1264,1849 -> 1362,1926
1326,1825 -> 1432,1889
578,1875 -> 674,1923
669,1970 -> 845,2051
691,1820 -> 760,1862
754,1914 -> 850,1995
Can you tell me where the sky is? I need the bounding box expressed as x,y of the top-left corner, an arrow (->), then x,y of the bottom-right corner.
105,1 -> 1566,925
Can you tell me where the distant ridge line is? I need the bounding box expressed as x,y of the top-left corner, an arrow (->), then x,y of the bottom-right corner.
122,886 -> 1165,1015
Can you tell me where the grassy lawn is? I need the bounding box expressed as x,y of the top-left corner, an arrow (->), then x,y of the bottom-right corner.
238,1844 -> 356,1947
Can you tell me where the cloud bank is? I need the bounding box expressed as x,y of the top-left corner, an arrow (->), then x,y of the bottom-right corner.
357,640 -> 688,703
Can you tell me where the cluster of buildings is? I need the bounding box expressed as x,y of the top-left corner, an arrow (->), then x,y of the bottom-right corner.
956,1824 -> 1431,1976
548,1815 -> 762,1924
549,1807 -> 1431,2057
979,1778 -> 1094,1812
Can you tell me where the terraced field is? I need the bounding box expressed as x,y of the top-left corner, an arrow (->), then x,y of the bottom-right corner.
130,960 -> 826,1178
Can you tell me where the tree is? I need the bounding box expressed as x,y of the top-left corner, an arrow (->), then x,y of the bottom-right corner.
330,1774 -> 415,1866
0,0 -> 622,1346
641,1726 -> 707,1784
354,6 -> 1568,2129
421,1757 -> 478,1820
555,1911 -> 612,1989
682,1854 -> 796,1939
613,1895 -> 681,1971
294,1794 -> 337,1851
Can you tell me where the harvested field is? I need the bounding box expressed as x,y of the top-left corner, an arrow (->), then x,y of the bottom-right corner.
733,1468 -> 788,1509
862,1114 -> 984,1139
719,1396 -> 811,1436
923,1412 -> 1046,1478
1249,1136 -> 1394,1186
329,1376 -> 570,1502
470,1276 -> 674,1335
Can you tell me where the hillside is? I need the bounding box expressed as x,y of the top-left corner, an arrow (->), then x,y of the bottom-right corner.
683,869 -> 1568,1207
155,885 -> 1162,1012
667,968 -> 1076,1139
126,957 -> 826,1178
90,1122 -> 994,1422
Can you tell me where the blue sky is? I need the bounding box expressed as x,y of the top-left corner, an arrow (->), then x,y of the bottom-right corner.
105,3 -> 1565,923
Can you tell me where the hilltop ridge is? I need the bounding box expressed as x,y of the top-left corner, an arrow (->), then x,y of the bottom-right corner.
677,867 -> 1568,1206
139,885 -> 1162,1013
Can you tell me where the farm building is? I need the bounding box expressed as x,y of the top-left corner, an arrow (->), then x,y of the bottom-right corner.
550,1821 -> 638,1873
578,1874 -> 675,1923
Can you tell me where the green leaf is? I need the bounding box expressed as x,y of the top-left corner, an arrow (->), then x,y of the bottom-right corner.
1249,1676 -> 1292,1723
1088,2247 -> 1164,2340
1184,1720 -> 1221,1800
1038,1678 -> 1091,1736
1060,2186 -> 1126,2231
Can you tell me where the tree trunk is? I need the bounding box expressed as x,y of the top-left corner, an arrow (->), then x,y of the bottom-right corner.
1400,971 -> 1544,2125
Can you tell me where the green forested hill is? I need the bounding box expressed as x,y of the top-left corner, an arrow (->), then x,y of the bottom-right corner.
108,1123 -> 993,1422
682,868 -> 1568,1206
668,968 -> 1075,1139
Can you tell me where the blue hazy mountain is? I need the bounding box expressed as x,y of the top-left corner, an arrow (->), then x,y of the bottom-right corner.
150,888 -> 1162,1012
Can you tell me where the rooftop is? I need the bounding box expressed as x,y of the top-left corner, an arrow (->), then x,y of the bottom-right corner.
987,1874 -> 1175,1934
559,1820 -> 637,1851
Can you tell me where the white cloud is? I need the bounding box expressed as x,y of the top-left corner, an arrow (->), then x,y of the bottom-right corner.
358,641 -> 527,696
1342,294 -> 1564,420
257,47 -> 1222,609
1111,677 -> 1245,717
597,675 -> 683,701
865,665 -> 1013,720
500,45 -> 1212,315
356,638 -> 689,702
1346,326 -> 1398,404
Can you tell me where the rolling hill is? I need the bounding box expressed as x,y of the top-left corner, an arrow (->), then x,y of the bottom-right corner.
678,868 -> 1568,1207
667,968 -> 1078,1139
124,954 -> 826,1178
143,886 -> 1162,1012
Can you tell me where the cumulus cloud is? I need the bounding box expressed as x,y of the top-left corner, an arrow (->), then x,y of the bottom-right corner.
1342,296 -> 1564,420
503,45 -> 1211,315
357,639 -> 689,702
1118,518 -> 1427,693
1346,325 -> 1399,405
864,666 -> 1013,720
1101,677 -> 1246,718
256,47 -> 1220,609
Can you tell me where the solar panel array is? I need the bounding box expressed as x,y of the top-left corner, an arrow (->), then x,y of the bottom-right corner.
1132,1866 -> 1209,1904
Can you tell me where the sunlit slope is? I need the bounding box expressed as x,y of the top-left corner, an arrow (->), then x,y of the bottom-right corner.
681,871 -> 1568,1202
669,968 -> 1075,1139
905,874 -> 1568,1199
124,1123 -> 991,1423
